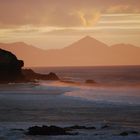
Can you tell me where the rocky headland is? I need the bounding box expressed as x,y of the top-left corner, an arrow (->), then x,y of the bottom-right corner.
0,48 -> 59,83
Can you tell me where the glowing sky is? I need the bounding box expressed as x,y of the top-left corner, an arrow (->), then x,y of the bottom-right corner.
0,0 -> 140,49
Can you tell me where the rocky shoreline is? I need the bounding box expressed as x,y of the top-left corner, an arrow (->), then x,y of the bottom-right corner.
10,124 -> 139,137
22,69 -> 59,81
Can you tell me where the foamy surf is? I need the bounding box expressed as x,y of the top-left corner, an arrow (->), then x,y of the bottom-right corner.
0,66 -> 140,140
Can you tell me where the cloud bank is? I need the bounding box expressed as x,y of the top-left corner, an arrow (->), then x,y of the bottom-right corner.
0,0 -> 140,28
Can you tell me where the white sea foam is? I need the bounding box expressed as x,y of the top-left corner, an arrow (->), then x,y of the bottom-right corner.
65,87 -> 140,105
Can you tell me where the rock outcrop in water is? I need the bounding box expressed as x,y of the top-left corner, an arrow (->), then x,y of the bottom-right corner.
22,69 -> 59,81
0,48 -> 24,83
26,125 -> 96,135
0,48 -> 59,83
85,79 -> 96,84
27,125 -> 70,135
119,131 -> 139,136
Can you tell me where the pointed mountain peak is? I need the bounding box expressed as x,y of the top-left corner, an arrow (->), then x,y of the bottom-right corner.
81,36 -> 96,41
77,36 -> 107,45
73,35 -> 108,47
63,36 -> 108,51
83,35 -> 93,39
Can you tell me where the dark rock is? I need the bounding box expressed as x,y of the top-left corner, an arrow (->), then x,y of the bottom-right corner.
101,124 -> 110,129
120,131 -> 139,136
0,49 -> 59,83
65,125 -> 96,130
60,80 -> 76,84
130,131 -> 139,134
85,126 -> 96,130
120,132 -> 128,136
85,79 -> 96,84
0,48 -> 25,83
11,128 -> 24,131
26,124 -> 98,136
22,69 -> 59,81
46,72 -> 60,80
0,48 -> 59,83
27,125 -> 71,135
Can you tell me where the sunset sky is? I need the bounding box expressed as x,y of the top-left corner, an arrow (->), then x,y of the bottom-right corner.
0,0 -> 140,49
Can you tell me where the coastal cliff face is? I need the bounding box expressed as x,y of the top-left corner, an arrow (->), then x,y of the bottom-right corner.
0,48 -> 24,83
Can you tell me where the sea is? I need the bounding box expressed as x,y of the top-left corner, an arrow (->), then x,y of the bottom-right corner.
0,66 -> 140,140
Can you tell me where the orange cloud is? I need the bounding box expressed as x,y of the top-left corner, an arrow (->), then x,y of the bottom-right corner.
0,0 -> 140,28
77,10 -> 101,27
107,5 -> 140,13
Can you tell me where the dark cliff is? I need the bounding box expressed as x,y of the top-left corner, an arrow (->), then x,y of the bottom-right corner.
0,48 -> 59,83
0,48 -> 24,83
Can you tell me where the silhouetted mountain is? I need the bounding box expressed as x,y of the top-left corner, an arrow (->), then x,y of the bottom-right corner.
110,44 -> 140,65
0,36 -> 140,66
0,42 -> 46,66
63,36 -> 108,50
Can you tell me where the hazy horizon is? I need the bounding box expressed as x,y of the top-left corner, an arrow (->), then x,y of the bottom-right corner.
1,36 -> 140,67
1,35 -> 140,51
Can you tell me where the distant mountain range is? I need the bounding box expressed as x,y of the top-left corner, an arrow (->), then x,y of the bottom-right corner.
0,36 -> 140,67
